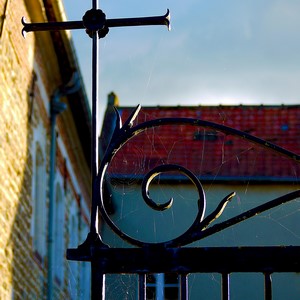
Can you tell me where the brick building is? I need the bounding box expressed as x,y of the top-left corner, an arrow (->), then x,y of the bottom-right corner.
0,0 -> 91,299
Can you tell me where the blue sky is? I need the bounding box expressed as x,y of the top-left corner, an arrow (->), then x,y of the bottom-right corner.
62,0 -> 300,117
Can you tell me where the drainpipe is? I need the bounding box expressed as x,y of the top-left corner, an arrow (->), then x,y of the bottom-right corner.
47,72 -> 80,300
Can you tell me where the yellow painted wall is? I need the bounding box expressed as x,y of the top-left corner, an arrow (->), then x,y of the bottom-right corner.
0,0 -> 91,298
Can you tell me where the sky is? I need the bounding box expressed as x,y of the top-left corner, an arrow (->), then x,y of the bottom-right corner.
62,0 -> 300,119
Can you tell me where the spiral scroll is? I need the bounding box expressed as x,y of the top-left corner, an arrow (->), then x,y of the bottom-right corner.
141,164 -> 205,212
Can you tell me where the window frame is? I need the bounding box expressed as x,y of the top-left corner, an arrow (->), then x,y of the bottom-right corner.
146,273 -> 179,300
31,141 -> 47,262
53,182 -> 65,284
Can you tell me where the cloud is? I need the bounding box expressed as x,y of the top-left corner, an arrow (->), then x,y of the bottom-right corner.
63,0 -> 300,110
264,0 -> 300,34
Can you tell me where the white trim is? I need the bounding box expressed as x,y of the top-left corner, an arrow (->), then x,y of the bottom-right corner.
69,200 -> 79,247
30,120 -> 47,258
33,61 -> 50,117
68,200 -> 80,298
53,177 -> 65,283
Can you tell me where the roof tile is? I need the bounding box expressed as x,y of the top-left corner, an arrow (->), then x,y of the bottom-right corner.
104,105 -> 300,181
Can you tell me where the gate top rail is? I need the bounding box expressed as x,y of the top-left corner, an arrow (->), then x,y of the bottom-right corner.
67,245 -> 300,274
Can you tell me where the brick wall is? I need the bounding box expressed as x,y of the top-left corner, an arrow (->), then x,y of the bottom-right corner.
0,0 -> 36,298
0,0 -> 91,299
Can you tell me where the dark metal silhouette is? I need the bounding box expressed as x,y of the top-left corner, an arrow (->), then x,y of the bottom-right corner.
22,2 -> 300,299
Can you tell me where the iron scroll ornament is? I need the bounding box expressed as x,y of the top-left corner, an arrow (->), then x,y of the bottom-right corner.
94,105 -> 300,248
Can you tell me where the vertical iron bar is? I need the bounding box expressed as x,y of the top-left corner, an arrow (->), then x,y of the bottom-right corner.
264,273 -> 272,300
90,30 -> 99,234
91,7 -> 99,186
90,0 -> 100,233
221,273 -> 230,300
92,261 -> 105,299
138,274 -> 146,300
92,0 -> 98,10
89,0 -> 106,298
180,274 -> 188,300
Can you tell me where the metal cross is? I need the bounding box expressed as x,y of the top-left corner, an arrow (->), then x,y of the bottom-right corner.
22,4 -> 170,183
22,1 -> 170,299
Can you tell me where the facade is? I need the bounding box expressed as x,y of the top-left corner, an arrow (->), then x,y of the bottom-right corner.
100,95 -> 300,299
0,0 -> 91,299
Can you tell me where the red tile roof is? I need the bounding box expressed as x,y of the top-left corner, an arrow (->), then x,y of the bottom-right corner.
104,105 -> 300,181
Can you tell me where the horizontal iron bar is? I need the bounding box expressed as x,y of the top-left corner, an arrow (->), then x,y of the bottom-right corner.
106,13 -> 170,29
67,246 -> 300,274
22,17 -> 168,32
21,17 -> 83,34
21,10 -> 170,36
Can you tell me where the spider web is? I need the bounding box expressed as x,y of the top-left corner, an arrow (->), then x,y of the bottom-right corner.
100,116 -> 300,299
103,121 -> 300,245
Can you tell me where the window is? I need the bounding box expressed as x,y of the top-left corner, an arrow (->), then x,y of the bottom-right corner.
69,203 -> 79,248
68,202 -> 79,298
79,218 -> 91,299
32,143 -> 47,261
54,184 -> 65,283
79,262 -> 91,300
146,273 -> 179,300
194,130 -> 218,141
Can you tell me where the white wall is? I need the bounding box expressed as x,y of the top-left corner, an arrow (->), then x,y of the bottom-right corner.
101,181 -> 300,299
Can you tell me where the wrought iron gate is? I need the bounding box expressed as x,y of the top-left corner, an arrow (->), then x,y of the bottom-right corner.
66,104 -> 300,299
22,2 -> 300,299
